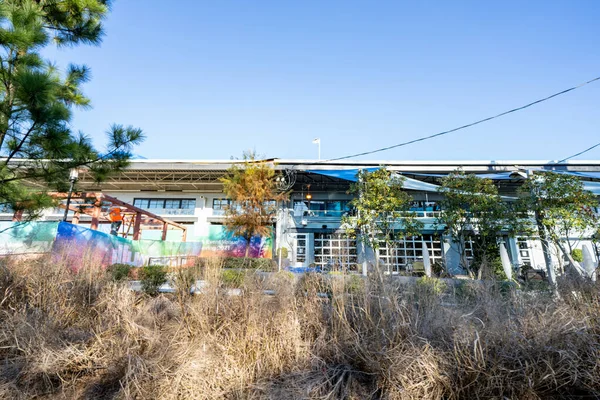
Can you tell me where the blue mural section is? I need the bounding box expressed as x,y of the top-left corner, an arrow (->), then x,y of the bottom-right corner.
53,222 -> 203,269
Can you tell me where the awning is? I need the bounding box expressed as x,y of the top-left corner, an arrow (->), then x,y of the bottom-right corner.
306,169 -> 441,192
306,168 -> 377,181
583,181 -> 600,195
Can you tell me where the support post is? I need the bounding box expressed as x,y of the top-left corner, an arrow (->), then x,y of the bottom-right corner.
133,212 -> 142,240
12,210 -> 23,222
181,227 -> 187,242
72,210 -> 80,225
161,222 -> 168,241
91,201 -> 101,230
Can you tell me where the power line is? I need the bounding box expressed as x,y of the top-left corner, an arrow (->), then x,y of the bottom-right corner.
557,141 -> 600,163
325,75 -> 600,162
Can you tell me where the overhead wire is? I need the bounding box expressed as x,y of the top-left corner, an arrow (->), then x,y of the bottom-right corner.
557,141 -> 600,163
322,75 -> 600,162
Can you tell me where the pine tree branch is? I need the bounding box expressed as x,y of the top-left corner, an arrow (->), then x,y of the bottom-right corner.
4,121 -> 39,165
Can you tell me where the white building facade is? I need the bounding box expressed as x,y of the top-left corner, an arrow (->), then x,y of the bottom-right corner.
2,159 -> 599,274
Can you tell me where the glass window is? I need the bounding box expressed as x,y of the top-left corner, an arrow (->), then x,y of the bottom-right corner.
164,200 -> 181,209
133,199 -> 148,208
148,199 -> 164,209
213,199 -> 230,210
133,198 -> 195,210
181,199 -> 196,209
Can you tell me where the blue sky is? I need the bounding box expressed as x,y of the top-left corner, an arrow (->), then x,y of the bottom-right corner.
44,1 -> 600,161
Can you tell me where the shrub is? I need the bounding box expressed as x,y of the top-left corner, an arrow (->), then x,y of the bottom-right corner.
140,265 -> 168,296
416,276 -> 447,296
296,272 -> 331,297
172,266 -> 200,297
454,280 -> 480,302
221,269 -> 246,288
276,247 -> 288,258
571,248 -> 584,263
344,274 -> 365,294
107,263 -> 132,282
432,260 -> 445,277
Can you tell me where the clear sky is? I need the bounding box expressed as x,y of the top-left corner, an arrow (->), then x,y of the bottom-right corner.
44,1 -> 600,162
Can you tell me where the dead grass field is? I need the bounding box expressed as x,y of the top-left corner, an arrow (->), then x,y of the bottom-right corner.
0,256 -> 598,399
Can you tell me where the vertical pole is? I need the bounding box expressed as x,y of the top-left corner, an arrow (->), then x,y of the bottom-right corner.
12,209 -> 23,222
91,201 -> 101,230
72,210 -> 80,225
62,179 -> 75,222
277,200 -> 287,272
133,212 -> 142,240
161,222 -> 168,241
181,227 -> 187,242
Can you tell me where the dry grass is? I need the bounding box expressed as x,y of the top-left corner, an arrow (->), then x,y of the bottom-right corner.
0,256 -> 599,399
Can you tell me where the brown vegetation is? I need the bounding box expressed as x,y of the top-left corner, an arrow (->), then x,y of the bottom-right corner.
0,256 -> 599,399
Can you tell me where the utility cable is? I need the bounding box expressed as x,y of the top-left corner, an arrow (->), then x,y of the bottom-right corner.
324,75 -> 600,162
557,141 -> 600,163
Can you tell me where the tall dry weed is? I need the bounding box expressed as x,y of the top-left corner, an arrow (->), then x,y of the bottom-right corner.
0,256 -> 599,399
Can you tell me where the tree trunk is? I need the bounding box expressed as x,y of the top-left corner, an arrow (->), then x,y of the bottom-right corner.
555,240 -> 586,277
535,214 -> 557,287
458,235 -> 471,278
244,236 -> 251,268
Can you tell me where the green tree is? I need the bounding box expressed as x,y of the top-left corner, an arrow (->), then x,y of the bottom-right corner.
0,1 -> 143,221
342,167 -> 423,276
437,170 -> 523,278
220,152 -> 288,262
518,171 -> 598,284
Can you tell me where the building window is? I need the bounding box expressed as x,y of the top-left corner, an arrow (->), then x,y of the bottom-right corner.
212,199 -> 230,210
294,234 -> 307,263
133,198 -> 196,211
314,233 -> 357,270
148,199 -> 164,209
181,199 -> 196,209
377,234 -> 444,272
294,200 -> 352,217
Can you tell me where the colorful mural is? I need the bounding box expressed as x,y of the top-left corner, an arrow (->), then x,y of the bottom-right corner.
197,225 -> 274,258
0,221 -> 59,254
1,221 -> 273,269
53,222 -> 204,268
50,223 -> 272,269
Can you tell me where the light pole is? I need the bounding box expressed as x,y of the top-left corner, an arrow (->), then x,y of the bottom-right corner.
312,138 -> 321,160
62,169 -> 79,222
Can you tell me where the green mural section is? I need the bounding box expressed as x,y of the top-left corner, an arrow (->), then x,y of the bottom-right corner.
0,221 -> 59,254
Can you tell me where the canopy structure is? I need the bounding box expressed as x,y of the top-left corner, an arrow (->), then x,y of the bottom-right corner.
15,192 -> 190,241
306,169 -> 441,192
403,170 -> 600,196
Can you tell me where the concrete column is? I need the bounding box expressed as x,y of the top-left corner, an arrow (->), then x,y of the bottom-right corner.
507,237 -> 520,268
306,233 -> 315,265
442,234 -> 462,275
